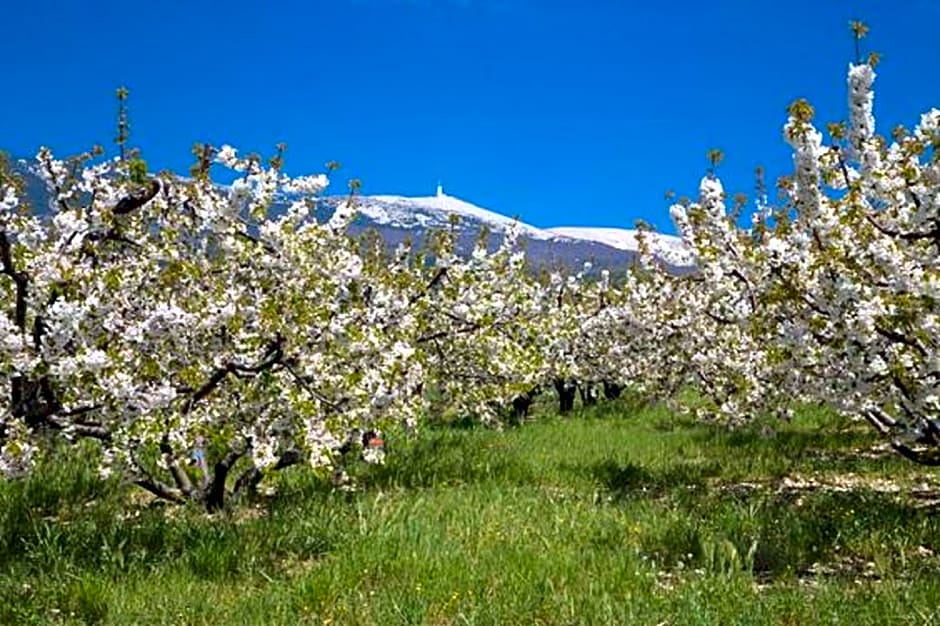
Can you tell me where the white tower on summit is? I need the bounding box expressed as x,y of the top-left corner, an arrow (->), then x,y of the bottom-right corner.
436,181 -> 444,198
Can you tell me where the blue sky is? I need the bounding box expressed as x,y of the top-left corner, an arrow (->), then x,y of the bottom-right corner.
2,0 -> 938,233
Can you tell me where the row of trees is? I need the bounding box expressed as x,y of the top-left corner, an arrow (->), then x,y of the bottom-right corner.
0,136 -> 573,508
2,31 -> 939,509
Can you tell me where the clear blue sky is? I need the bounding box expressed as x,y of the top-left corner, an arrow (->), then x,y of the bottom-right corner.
2,0 -> 938,233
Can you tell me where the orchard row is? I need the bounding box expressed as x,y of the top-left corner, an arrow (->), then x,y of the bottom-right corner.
1,57 -> 938,508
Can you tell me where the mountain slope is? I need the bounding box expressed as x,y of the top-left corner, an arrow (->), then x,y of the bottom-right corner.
355,192 -> 550,239
340,188 -> 694,271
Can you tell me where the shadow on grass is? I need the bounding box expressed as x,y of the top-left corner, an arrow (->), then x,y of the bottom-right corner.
683,419 -> 894,476
589,459 -> 721,500
590,457 -> 940,580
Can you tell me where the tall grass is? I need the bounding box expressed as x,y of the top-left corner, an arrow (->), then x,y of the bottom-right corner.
2,401 -> 939,624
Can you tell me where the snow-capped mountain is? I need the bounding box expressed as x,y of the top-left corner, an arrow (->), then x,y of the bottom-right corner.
338,186 -> 694,271
9,161 -> 695,272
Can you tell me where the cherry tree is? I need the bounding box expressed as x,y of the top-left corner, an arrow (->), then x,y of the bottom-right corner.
662,24 -> 940,462
0,136 -> 572,505
0,144 -> 441,508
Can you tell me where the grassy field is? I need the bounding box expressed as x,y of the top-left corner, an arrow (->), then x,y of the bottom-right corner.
3,399 -> 940,624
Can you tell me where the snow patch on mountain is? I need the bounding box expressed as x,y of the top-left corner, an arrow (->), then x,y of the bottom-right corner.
546,227 -> 694,267
356,192 -> 550,239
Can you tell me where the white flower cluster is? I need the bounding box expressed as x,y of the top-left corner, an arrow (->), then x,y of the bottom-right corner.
640,58 -> 940,459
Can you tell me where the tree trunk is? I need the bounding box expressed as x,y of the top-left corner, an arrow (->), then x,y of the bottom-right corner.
510,389 -> 536,424
579,382 -> 598,407
603,381 -> 623,400
554,379 -> 576,414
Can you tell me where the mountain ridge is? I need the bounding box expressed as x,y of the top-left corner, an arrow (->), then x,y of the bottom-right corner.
344,187 -> 693,269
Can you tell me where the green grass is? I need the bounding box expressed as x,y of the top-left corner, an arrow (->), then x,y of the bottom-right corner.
3,401 -> 940,624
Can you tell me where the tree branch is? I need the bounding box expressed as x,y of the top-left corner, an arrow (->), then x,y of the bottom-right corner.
113,179 -> 160,215
281,360 -> 347,412
183,337 -> 284,412
864,213 -> 940,244
0,230 -> 28,331
408,267 -> 448,306
233,449 -> 304,497
133,477 -> 186,503
874,324 -> 928,358
889,441 -> 940,466
159,437 -> 195,497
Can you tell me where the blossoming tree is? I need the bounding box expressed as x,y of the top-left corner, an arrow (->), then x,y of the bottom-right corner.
664,23 -> 940,462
